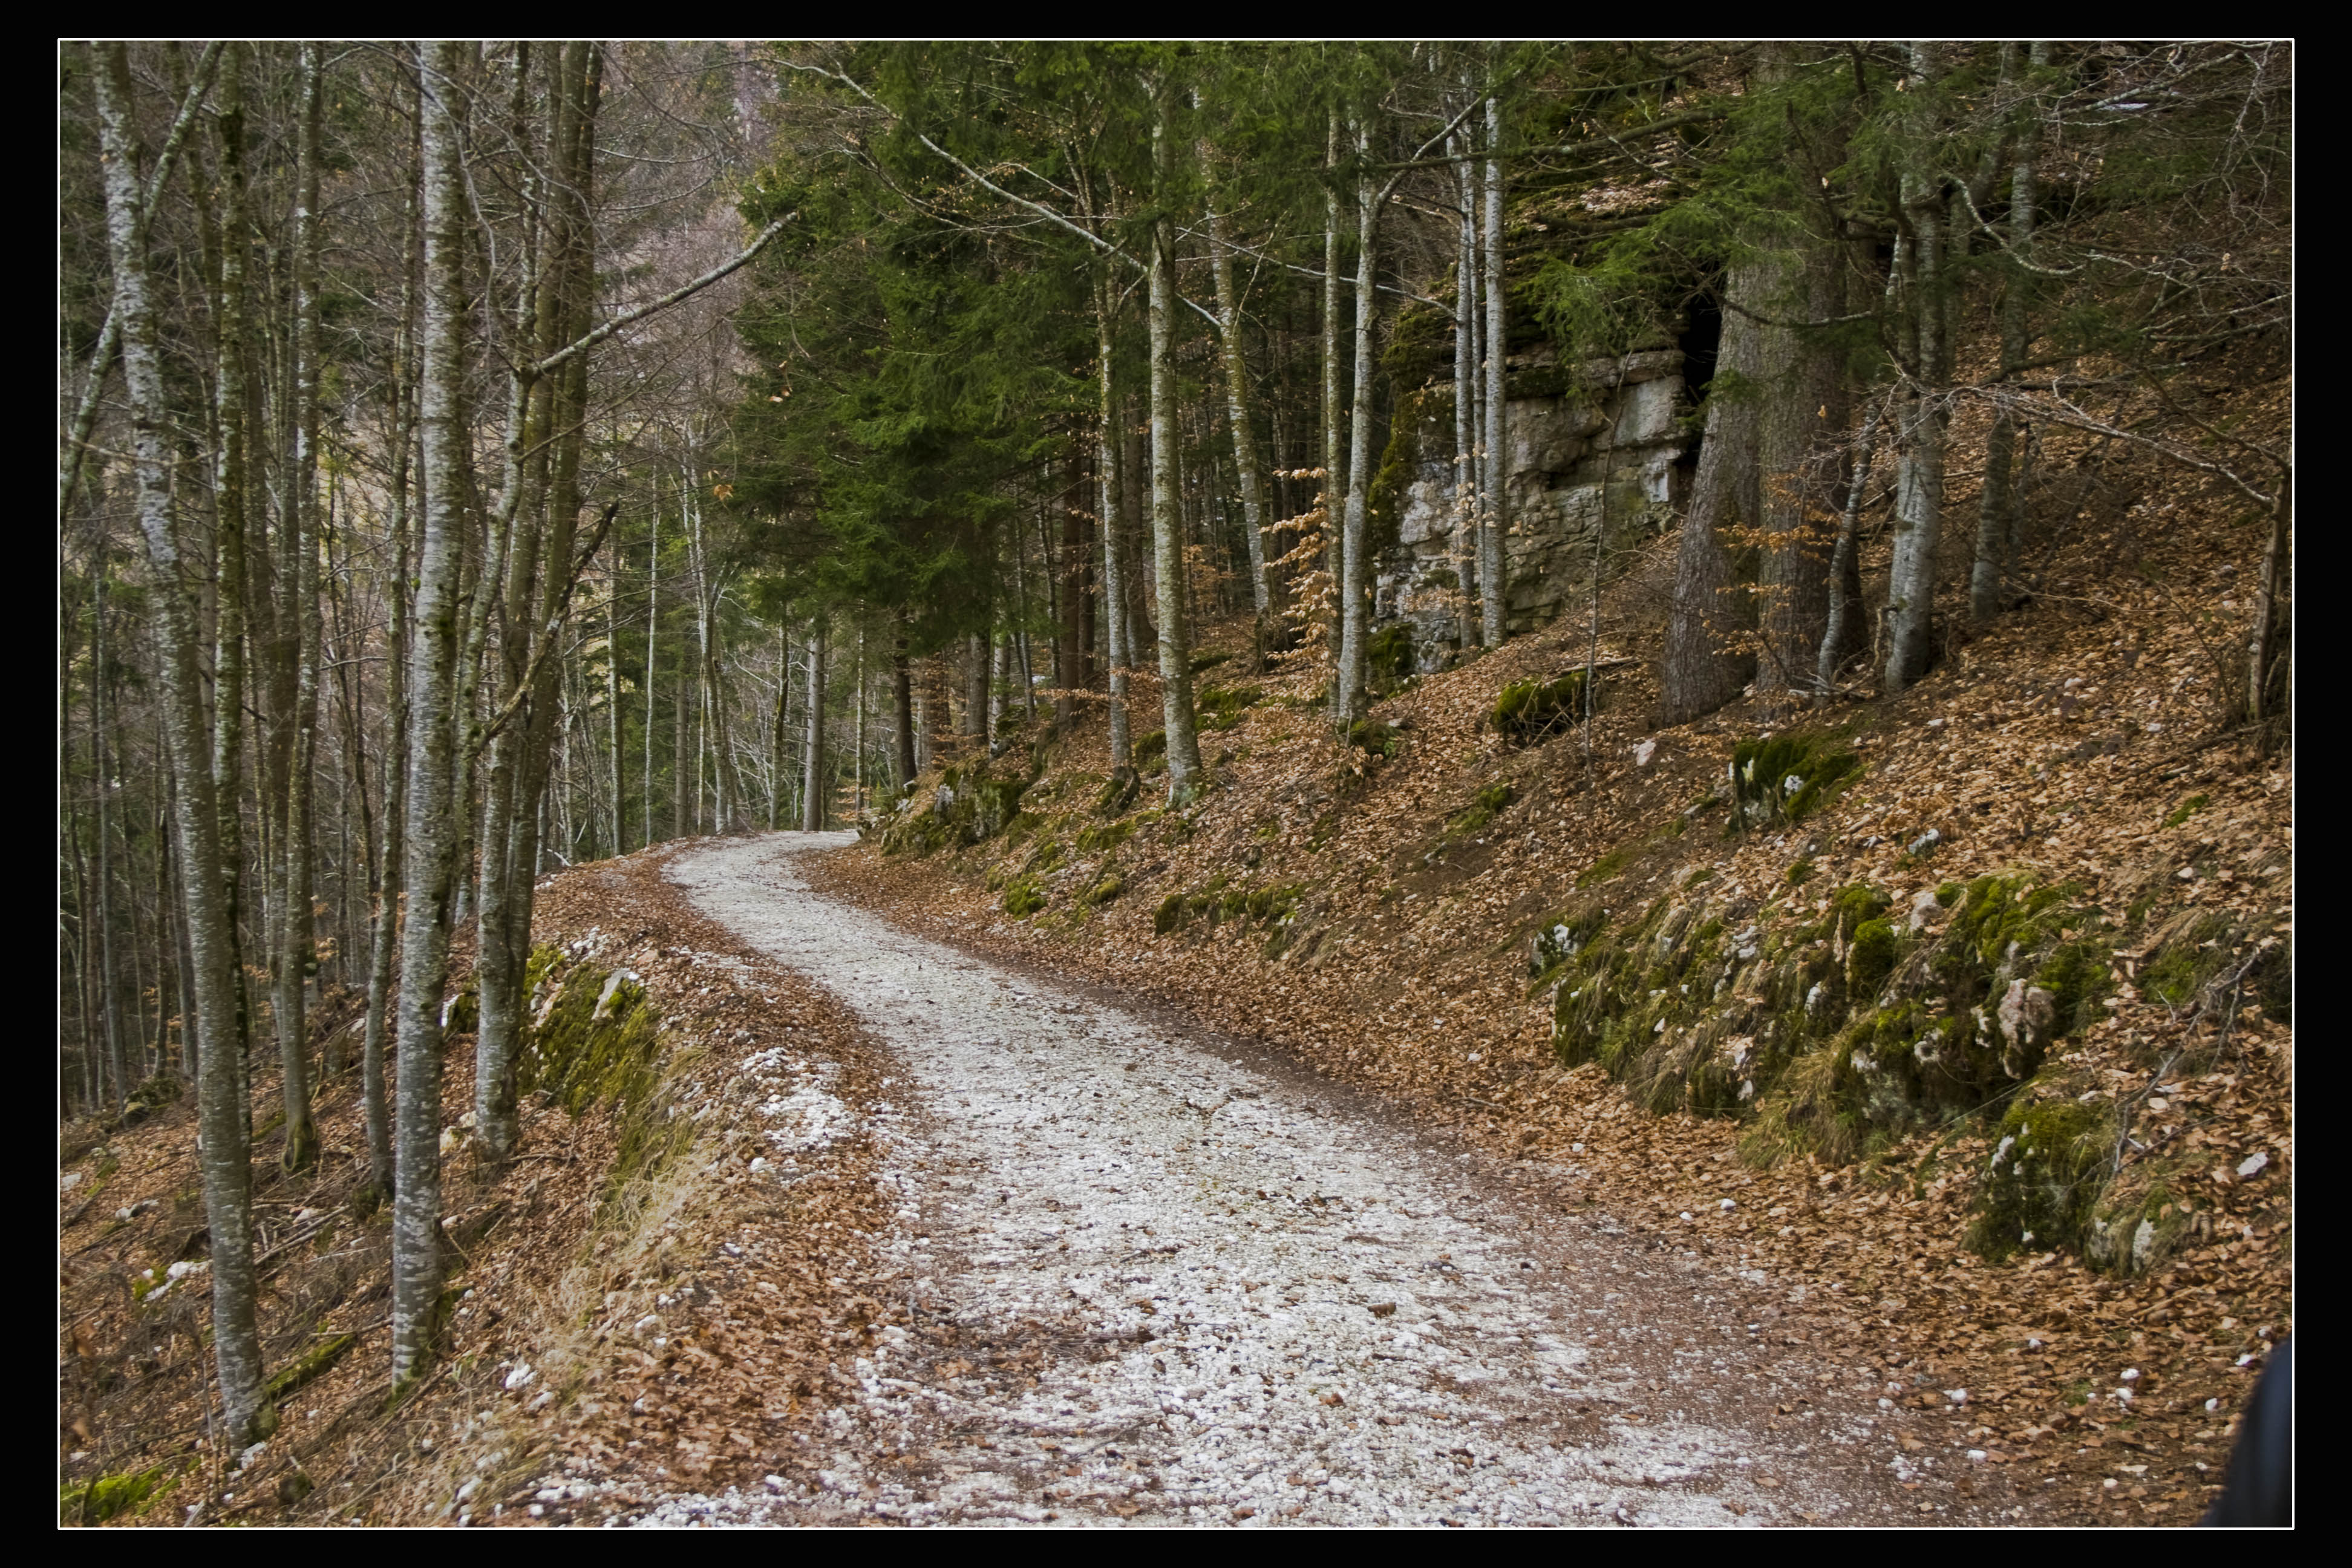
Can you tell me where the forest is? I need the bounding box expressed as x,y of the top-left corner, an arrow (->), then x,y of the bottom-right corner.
60,41 -> 2289,1527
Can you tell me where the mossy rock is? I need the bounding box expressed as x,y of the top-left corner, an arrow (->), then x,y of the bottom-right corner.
1970,1098 -> 2109,1261
1573,846 -> 1630,889
1094,766 -> 1142,818
1347,719 -> 1400,759
1003,877 -> 1047,918
62,1463 -> 181,1526
1367,625 -> 1416,688
1075,818 -> 1134,855
1082,874 -> 1123,907
1728,730 -> 1861,831
518,955 -> 661,1120
1154,892 -> 1187,936
1490,671 -> 1589,746
1197,684 -> 1264,731
1847,918 -> 1900,996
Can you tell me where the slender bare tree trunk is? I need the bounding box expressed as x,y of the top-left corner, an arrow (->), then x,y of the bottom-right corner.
891,619 -> 916,789
1451,118 -> 1481,651
2247,471 -> 2290,730
1336,122 -> 1381,724
1149,85 -> 1206,801
1971,43 -> 2043,627
1817,396 -> 1885,693
1885,42 -> 1949,693
1479,90 -> 1509,651
1321,114 -> 1347,693
96,38 -> 270,1443
391,40 -> 475,1387
1206,203 -> 1273,619
1096,276 -> 1132,770
800,618 -> 828,830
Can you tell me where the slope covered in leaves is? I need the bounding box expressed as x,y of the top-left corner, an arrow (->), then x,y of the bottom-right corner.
823,424 -> 2291,1527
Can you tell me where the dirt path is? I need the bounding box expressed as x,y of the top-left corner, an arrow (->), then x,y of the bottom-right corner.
633,833 -> 2005,1527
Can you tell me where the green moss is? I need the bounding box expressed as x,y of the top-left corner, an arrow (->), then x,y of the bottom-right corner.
1135,729 -> 1168,775
1154,892 -> 1186,935
1082,873 -> 1123,906
1728,731 -> 1862,831
1445,781 -> 1517,841
1970,1098 -> 2109,1261
1574,847 -> 1631,889
2162,794 -> 2210,830
1075,818 -> 1133,855
518,961 -> 661,1122
1489,671 -> 1590,746
63,1463 -> 180,1525
1197,683 -> 1265,731
1847,919 -> 1900,995
1366,626 -> 1416,688
1347,719 -> 1400,759
264,1331 -> 358,1402
1785,858 -> 1815,887
1003,877 -> 1047,918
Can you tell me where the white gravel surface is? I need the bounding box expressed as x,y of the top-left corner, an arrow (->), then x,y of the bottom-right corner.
633,833 -> 1937,1528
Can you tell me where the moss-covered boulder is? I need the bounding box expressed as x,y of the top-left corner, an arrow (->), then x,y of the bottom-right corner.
1728,730 -> 1861,831
1970,1098 -> 2109,1261
1490,671 -> 1589,746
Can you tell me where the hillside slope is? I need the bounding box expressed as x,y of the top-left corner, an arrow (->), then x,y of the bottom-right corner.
824,442 -> 2292,1527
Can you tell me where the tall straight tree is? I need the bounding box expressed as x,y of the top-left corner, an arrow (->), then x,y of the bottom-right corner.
1884,41 -> 1950,693
391,38 -> 474,1385
1478,85 -> 1509,651
93,38 -> 269,1443
1658,261 -> 1767,724
1148,76 -> 1207,801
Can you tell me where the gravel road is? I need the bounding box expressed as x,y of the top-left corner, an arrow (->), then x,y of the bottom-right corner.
639,832 -> 1970,1527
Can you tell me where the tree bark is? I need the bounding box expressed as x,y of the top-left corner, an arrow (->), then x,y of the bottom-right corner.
1971,43 -> 2044,627
1451,118 -> 1481,650
1336,122 -> 1382,724
1658,262 -> 1766,725
1885,42 -> 1949,693
891,619 -> 916,788
391,39 -> 475,1387
1206,203 -> 1273,618
1096,274 -> 1132,769
1149,85 -> 1206,801
800,618 -> 828,829
96,38 -> 270,1443
1817,396 -> 1885,693
1479,91 -> 1509,651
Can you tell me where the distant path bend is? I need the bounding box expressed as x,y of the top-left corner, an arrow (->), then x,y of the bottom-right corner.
642,831 -> 1965,1528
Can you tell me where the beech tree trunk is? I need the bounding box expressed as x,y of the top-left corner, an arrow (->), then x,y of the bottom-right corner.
1149,85 -> 1206,800
1479,91 -> 1509,652
1336,123 -> 1381,724
1885,42 -> 1949,693
1096,275 -> 1132,769
391,39 -> 475,1387
96,37 -> 270,1443
1971,42 -> 2045,628
1658,261 -> 1766,725
800,618 -> 828,829
1451,121 -> 1481,650
1207,203 -> 1273,618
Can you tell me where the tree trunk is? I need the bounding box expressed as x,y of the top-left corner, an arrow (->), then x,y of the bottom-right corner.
1452,120 -> 1481,650
1971,43 -> 2044,628
800,618 -> 828,830
1885,42 -> 1949,694
891,621 -> 916,788
96,38 -> 270,1443
1207,203 -> 1273,618
1817,396 -> 1885,693
1149,87 -> 1206,802
1754,170 -> 1846,701
1658,262 -> 1767,725
1479,91 -> 1509,652
390,40 -> 475,1387
1336,123 -> 1381,724
1096,275 -> 1132,769
1322,113 -> 1347,689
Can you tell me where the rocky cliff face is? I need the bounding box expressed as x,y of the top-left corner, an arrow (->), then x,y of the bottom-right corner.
1377,347 -> 1692,666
